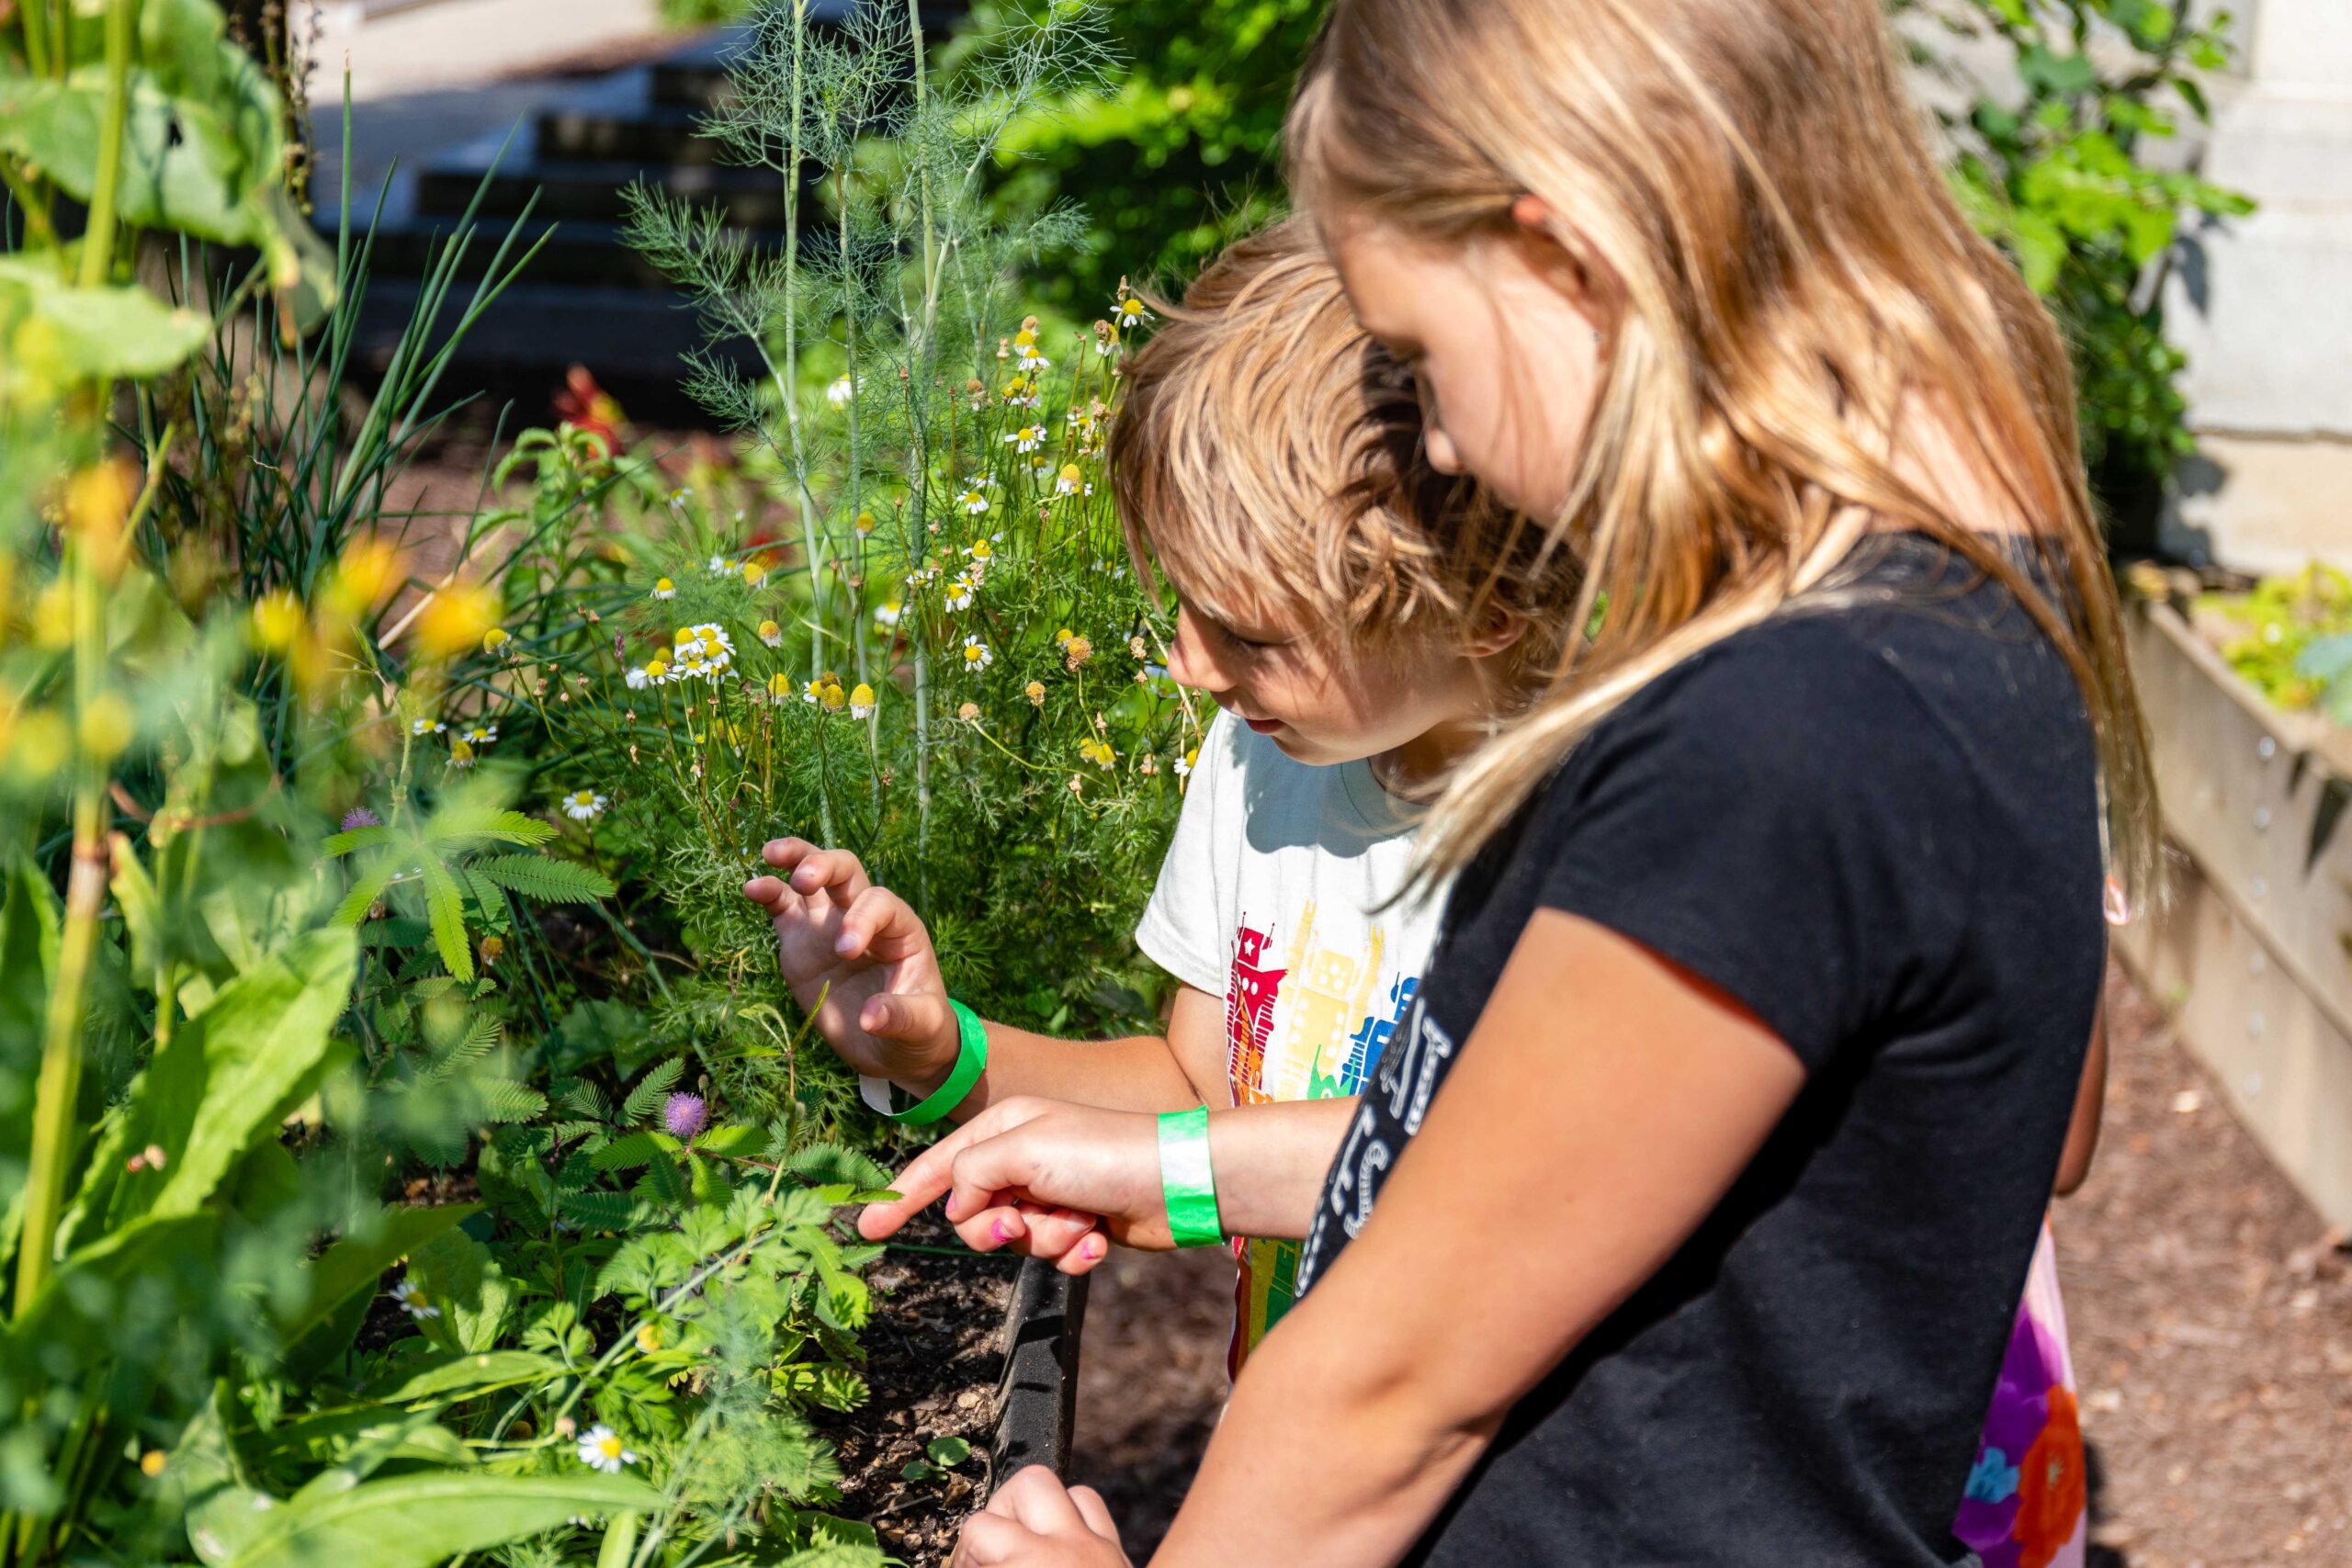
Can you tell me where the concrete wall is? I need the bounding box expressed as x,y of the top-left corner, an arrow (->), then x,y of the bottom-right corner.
2162,0 -> 2352,575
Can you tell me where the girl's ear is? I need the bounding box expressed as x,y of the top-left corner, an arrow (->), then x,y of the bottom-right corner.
1509,193 -> 1610,318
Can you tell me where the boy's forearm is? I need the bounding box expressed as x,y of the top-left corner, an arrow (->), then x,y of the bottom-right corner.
944,1024 -> 1205,1119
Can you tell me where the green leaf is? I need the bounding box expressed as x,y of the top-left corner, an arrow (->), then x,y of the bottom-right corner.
116,928 -> 358,1225
471,853 -> 616,903
219,1472 -> 661,1568
422,806 -> 557,848
279,1204 -> 481,1344
361,1348 -> 560,1404
332,858 -> 401,929
0,254 -> 211,395
408,1226 -> 514,1354
621,1058 -> 684,1121
418,858 -> 474,981
591,1129 -> 673,1172
925,1437 -> 972,1468
322,825 -> 401,857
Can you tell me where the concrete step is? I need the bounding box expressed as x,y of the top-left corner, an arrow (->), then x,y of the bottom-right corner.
342,276 -> 762,395
533,67 -> 723,166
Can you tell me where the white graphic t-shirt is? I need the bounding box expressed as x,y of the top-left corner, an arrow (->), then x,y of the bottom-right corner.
1134,709 -> 1450,1367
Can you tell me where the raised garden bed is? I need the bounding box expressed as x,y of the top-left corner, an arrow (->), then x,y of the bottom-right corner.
816,1229 -> 1087,1566
2116,598 -> 2352,1230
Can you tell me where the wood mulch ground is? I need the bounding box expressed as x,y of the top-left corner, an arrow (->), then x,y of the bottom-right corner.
1070,961 -> 2352,1565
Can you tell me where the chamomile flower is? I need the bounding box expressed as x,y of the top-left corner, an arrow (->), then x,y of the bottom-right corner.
626,660 -> 654,690
960,488 -> 990,516
854,511 -> 877,536
961,635 -> 993,673
1078,738 -> 1115,770
670,623 -> 734,681
802,679 -> 828,705
1173,748 -> 1197,779
448,739 -> 478,769
1092,320 -> 1121,356
957,701 -> 981,723
766,673 -> 793,699
706,555 -> 732,577
757,620 -> 784,648
1012,322 -> 1050,371
849,682 -> 876,719
390,1280 -> 441,1319
1116,293 -> 1150,328
820,682 -> 848,714
965,537 -> 997,565
1025,680 -> 1046,706
651,578 -> 676,601
459,722 -> 498,747
741,559 -> 766,587
944,574 -> 976,612
1001,375 -> 1040,410
874,600 -> 903,630
561,790 -> 608,822
482,626 -> 513,655
577,1426 -> 637,1474
1055,464 -> 1091,496
1004,423 -> 1046,454
637,656 -> 670,687
411,717 -> 445,738
825,375 -> 855,409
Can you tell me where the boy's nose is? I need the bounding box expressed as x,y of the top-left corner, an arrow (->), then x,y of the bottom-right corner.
1166,606 -> 1231,699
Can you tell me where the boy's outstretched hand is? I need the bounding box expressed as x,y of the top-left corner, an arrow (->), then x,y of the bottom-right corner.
953,1465 -> 1130,1568
743,838 -> 961,1089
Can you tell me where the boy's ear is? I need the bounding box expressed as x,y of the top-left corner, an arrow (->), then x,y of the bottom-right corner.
1462,605 -> 1529,660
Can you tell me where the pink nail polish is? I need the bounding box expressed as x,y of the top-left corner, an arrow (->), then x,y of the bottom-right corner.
1085,1234 -> 1105,1260
991,1217 -> 1014,1244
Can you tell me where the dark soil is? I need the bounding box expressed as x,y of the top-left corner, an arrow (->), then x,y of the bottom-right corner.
813,1215 -> 1018,1566
1067,963 -> 2352,1565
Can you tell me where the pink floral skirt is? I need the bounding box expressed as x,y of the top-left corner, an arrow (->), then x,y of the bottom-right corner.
1952,1221 -> 2086,1568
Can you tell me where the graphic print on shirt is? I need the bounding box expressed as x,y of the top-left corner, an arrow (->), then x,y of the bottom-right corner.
1225,906 -> 1423,1371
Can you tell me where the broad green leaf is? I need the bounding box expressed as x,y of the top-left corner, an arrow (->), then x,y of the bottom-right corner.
322,825 -> 400,857
362,1348 -> 559,1405
408,1225 -> 514,1354
220,1472 -> 661,1568
0,254 -> 210,399
278,1203 -> 481,1344
115,929 -> 357,1224
0,853 -> 63,1271
422,806 -> 556,848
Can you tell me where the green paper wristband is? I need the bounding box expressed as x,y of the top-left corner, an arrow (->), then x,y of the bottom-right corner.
1158,1106 -> 1223,1248
883,999 -> 989,1126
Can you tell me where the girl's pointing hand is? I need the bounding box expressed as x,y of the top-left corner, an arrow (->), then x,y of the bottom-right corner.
953,1466 -> 1130,1568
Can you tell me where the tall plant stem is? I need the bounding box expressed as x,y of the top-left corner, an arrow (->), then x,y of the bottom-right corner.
14,541 -> 110,1319
904,0 -> 935,900
74,0 -> 139,290
775,0 -> 835,845
17,0 -> 51,80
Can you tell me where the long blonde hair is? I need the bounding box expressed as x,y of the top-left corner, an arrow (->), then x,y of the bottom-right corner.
1288,0 -> 2156,900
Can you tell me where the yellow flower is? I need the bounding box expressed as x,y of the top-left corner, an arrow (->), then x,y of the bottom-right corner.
652,577 -> 676,601
820,682 -> 847,713
1078,738 -> 1114,770
448,738 -> 477,769
636,1322 -> 662,1354
5,710 -> 69,781
33,581 -> 74,649
741,559 -> 766,587
854,511 -> 877,536
78,693 -> 133,762
1024,680 -> 1046,706
482,626 -> 513,655
252,590 -> 306,652
1063,635 -> 1093,671
413,579 -> 502,661
757,620 -> 784,648
65,459 -> 138,581
1054,626 -> 1075,646
643,656 -> 670,682
767,673 -> 793,699
849,682 -> 876,719
322,537 -> 408,623
139,1450 -> 166,1479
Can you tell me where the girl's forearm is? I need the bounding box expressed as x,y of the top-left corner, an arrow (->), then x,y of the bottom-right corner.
1150,1275 -> 1497,1567
1205,1099 -> 1359,1239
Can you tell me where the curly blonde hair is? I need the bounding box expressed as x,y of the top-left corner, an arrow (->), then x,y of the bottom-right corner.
1109,218 -> 1577,700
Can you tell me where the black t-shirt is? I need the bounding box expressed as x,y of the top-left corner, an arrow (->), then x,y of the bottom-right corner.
1293,536 -> 2106,1566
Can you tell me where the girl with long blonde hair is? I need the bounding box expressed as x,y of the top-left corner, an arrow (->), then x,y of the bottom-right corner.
893,0 -> 2148,1562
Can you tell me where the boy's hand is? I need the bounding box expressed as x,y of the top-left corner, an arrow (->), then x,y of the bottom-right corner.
857,1096 -> 1168,1273
952,1465 -> 1129,1567
742,838 -> 961,1089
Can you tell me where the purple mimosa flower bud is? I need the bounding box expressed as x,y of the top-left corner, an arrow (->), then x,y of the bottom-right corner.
663,1091 -> 707,1141
341,807 -> 382,830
